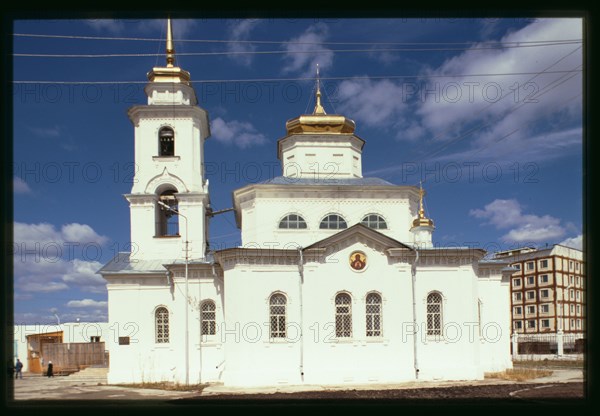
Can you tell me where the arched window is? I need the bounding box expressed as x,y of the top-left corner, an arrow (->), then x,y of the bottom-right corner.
157,189 -> 179,236
158,126 -> 175,156
201,301 -> 216,336
335,293 -> 352,338
155,307 -> 169,343
269,293 -> 287,339
426,292 -> 443,336
366,293 -> 382,337
320,214 -> 348,230
361,214 -> 388,229
278,214 -> 307,229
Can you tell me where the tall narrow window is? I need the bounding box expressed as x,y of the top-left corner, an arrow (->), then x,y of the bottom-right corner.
320,214 -> 348,230
365,293 -> 382,337
426,292 -> 443,336
269,294 -> 287,339
361,214 -> 388,229
158,126 -> 175,156
157,190 -> 179,236
201,301 -> 216,336
335,293 -> 352,338
278,214 -> 307,229
155,307 -> 169,343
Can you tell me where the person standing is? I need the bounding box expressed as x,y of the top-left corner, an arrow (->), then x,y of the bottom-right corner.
14,359 -> 23,379
47,361 -> 53,378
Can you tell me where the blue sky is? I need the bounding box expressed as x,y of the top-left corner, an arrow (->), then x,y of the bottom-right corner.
12,17 -> 583,324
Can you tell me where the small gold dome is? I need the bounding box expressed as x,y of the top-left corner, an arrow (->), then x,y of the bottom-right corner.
412,183 -> 434,228
146,18 -> 191,85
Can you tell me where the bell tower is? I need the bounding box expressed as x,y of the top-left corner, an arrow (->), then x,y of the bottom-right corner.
125,19 -> 211,261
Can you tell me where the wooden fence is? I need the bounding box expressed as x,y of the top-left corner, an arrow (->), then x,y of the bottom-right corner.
42,342 -> 106,371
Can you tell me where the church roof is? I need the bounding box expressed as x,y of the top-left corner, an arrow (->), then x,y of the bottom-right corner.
98,252 -> 212,275
258,176 -> 395,186
303,223 -> 414,251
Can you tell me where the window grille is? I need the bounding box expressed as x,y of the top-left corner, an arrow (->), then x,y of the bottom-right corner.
361,214 -> 388,229
335,293 -> 352,338
278,214 -> 307,229
320,214 -> 348,230
270,294 -> 287,339
426,292 -> 443,336
201,301 -> 216,336
365,293 -> 382,337
155,307 -> 169,343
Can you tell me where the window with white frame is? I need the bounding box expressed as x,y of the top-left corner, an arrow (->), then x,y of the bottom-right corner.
577,319 -> 581,328
527,291 -> 535,300
570,276 -> 574,285
514,306 -> 522,315
269,293 -> 287,339
527,305 -> 536,314
320,214 -> 348,230
278,214 -> 307,229
514,321 -> 523,330
361,214 -> 388,230
570,318 -> 575,327
514,263 -> 521,270
540,274 -> 549,284
570,261 -> 574,270
426,292 -> 443,336
527,320 -> 536,328
570,304 -> 575,314
335,293 -> 352,338
155,307 -> 169,343
365,293 -> 382,337
201,301 -> 216,336
540,259 -> 548,268
513,278 -> 521,287
570,289 -> 574,300
527,276 -> 534,285
540,289 -> 549,298
577,304 -> 581,314
514,292 -> 522,301
527,261 -> 534,270
541,304 -> 550,313
541,319 -> 550,328
576,262 -> 580,271
576,291 -> 580,300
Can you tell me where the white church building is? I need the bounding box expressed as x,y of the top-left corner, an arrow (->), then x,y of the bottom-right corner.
99,20 -> 513,387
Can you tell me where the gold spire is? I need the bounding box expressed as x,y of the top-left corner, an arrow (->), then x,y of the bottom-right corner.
166,17 -> 175,67
313,64 -> 326,115
412,181 -> 434,228
147,18 -> 191,85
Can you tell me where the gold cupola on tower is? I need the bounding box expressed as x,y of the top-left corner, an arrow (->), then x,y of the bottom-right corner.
413,182 -> 435,228
285,65 -> 356,134
147,18 -> 191,85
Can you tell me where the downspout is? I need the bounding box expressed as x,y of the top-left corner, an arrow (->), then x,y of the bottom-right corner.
297,247 -> 305,381
411,248 -> 420,379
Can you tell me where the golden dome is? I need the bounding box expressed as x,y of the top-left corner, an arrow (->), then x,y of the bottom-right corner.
412,183 -> 435,228
285,64 -> 356,135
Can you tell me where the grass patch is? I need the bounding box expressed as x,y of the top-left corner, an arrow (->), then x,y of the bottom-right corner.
515,359 -> 584,369
116,381 -> 208,392
485,368 -> 553,382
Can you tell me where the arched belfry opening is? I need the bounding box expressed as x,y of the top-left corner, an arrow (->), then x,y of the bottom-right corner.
159,126 -> 175,157
156,188 -> 179,237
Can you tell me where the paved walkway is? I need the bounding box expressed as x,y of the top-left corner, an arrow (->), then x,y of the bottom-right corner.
9,368 -> 584,401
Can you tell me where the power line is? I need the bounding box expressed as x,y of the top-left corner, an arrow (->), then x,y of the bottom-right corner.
12,69 -> 582,85
13,32 -> 583,46
13,41 -> 582,58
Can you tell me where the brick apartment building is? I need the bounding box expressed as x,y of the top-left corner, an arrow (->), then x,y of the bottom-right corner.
494,244 -> 585,335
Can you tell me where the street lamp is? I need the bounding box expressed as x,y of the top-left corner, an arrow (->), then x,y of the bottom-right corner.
157,200 -> 189,385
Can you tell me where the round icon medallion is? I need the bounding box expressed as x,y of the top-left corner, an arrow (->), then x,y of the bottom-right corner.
349,251 -> 367,271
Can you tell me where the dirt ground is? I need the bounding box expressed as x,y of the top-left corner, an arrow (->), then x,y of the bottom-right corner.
182,382 -> 584,402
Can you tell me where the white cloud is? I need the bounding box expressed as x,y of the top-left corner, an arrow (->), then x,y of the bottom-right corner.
560,234 -> 583,250
85,19 -> 125,34
14,177 -> 32,194
470,198 -> 566,243
13,222 -> 108,294
337,78 -> 409,131
28,125 -> 61,138
226,19 -> 262,66
61,223 -> 108,245
86,18 -> 196,38
414,18 -> 582,162
211,117 -> 267,149
66,299 -> 107,308
282,23 -> 334,76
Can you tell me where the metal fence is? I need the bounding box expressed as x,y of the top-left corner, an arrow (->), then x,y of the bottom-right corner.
513,333 -> 585,356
